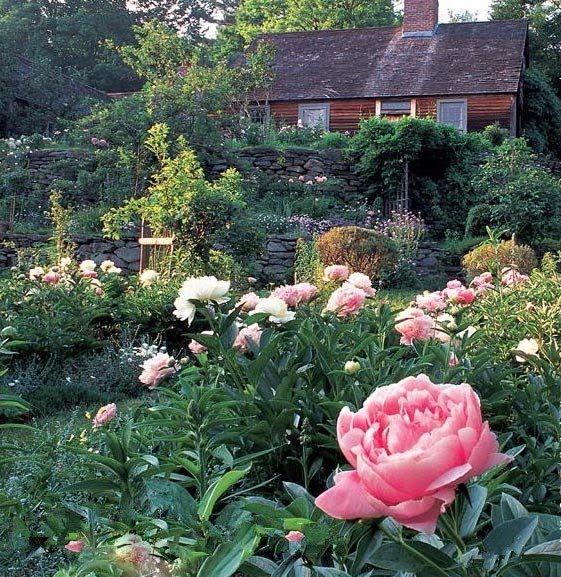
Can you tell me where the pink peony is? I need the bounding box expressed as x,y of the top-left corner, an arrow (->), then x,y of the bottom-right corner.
416,291 -> 446,313
139,353 -> 178,388
272,283 -> 319,307
442,282 -> 475,306
346,273 -> 376,297
324,285 -> 366,318
92,403 -> 117,428
42,271 -> 61,285
315,374 -> 511,533
233,324 -> 262,353
236,291 -> 260,312
65,540 -> 85,553
80,270 -> 98,279
449,352 -> 460,367
188,340 -> 207,355
470,272 -> 494,295
285,530 -> 304,542
395,308 -> 435,346
323,265 -> 350,282
91,137 -> 99,146
501,268 -> 529,287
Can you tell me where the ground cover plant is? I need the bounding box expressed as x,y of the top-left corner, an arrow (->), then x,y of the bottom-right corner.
1,246 -> 560,577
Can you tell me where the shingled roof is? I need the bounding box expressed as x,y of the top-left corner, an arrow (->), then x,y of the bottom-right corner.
258,20 -> 528,101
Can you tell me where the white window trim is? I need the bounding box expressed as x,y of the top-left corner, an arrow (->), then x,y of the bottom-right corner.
298,103 -> 330,131
437,98 -> 468,132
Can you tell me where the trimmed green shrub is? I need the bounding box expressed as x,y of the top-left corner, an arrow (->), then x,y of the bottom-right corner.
463,238 -> 538,277
316,226 -> 399,280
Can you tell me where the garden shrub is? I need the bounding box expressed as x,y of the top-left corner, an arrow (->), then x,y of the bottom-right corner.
316,226 -> 399,280
472,138 -> 561,243
463,238 -> 538,277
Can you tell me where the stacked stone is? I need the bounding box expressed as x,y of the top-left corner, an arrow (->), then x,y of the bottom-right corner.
252,234 -> 302,283
415,241 -> 462,279
26,150 -> 94,190
206,147 -> 366,202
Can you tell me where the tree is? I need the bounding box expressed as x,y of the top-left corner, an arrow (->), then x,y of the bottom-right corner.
490,0 -> 561,96
0,0 -> 139,92
227,0 -> 397,44
133,0 -> 241,40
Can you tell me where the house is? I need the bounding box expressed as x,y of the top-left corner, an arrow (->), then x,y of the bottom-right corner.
247,0 -> 529,135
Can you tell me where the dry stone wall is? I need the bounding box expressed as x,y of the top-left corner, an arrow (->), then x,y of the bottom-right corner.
206,147 -> 366,201
26,150 -> 95,192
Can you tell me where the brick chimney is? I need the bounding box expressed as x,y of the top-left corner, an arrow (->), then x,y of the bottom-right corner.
403,0 -> 439,37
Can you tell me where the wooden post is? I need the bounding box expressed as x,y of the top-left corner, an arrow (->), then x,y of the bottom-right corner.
138,219 -> 175,273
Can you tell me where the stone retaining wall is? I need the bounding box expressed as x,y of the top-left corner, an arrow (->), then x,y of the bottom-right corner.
0,233 -> 140,273
206,147 -> 366,201
26,150 -> 95,191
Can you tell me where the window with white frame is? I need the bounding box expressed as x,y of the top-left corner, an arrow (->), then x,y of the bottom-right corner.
298,103 -> 329,131
437,99 -> 467,132
380,100 -> 412,115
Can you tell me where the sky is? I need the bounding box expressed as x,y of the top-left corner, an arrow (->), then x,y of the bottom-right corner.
439,0 -> 492,21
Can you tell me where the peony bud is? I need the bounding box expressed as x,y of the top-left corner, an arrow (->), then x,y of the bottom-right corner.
344,360 -> 361,375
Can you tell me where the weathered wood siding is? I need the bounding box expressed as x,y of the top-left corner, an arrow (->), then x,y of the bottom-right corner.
269,93 -> 517,135
415,94 -> 516,133
270,99 -> 377,133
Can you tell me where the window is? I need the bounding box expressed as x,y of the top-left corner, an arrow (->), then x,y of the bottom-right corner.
298,103 -> 329,130
246,105 -> 270,125
437,99 -> 467,132
380,100 -> 411,115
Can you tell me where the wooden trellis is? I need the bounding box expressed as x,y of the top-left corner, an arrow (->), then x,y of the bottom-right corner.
138,219 -> 175,274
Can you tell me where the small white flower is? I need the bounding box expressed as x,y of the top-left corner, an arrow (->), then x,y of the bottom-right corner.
514,338 -> 539,363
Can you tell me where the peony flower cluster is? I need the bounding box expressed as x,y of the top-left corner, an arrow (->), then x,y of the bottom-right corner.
272,282 -> 319,307
139,269 -> 159,287
470,271 -> 494,295
92,403 -> 117,428
315,374 -> 511,533
173,276 -> 230,325
139,352 -> 179,388
501,268 -> 529,287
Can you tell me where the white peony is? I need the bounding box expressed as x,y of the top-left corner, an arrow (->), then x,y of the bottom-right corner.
255,296 -> 296,324
29,266 -> 45,280
79,259 -> 96,272
100,260 -> 116,273
514,338 -> 539,363
173,276 -> 230,325
139,269 -> 159,287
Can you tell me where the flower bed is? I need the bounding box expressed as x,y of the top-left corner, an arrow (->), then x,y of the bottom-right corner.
1,257 -> 560,576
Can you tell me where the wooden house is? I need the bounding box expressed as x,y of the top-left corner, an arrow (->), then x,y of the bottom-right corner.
247,0 -> 529,135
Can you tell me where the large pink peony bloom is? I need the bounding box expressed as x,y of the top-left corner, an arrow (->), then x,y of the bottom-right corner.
315,375 -> 511,533
442,281 -> 476,306
42,271 -> 61,285
139,353 -> 178,388
395,308 -> 435,346
346,272 -> 376,297
92,403 -> 117,428
324,285 -> 366,318
470,272 -> 494,295
323,265 -> 350,282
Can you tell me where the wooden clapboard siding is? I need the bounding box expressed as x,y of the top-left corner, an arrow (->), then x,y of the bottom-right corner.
328,99 -> 377,132
270,99 -> 377,133
416,94 -> 516,133
270,101 -> 299,126
269,93 -> 517,135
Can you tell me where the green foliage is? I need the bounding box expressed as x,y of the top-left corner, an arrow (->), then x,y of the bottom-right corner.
103,123 -> 258,264
522,68 -> 561,158
316,226 -> 400,280
472,139 -> 561,242
351,116 -> 491,233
